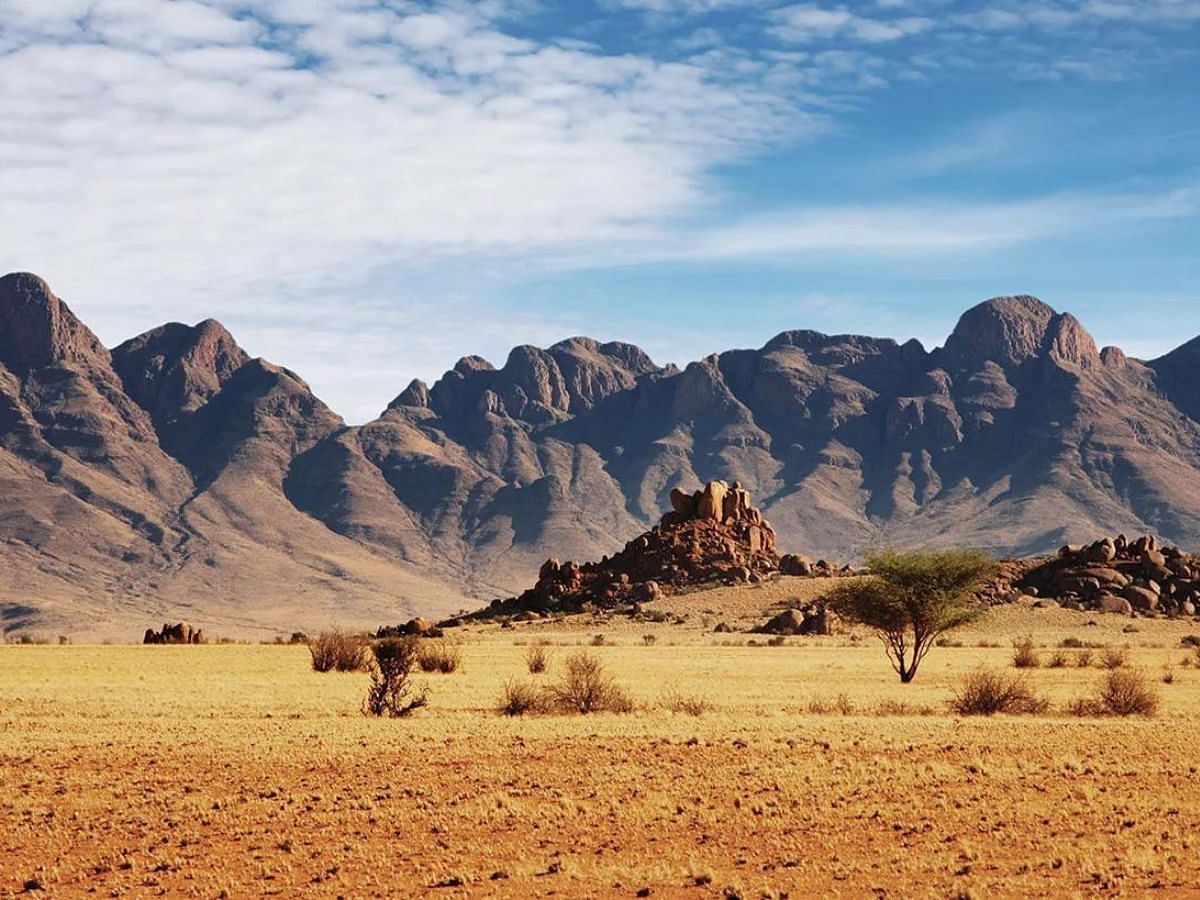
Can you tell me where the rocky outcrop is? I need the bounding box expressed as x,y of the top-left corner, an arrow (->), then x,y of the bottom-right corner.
478,481 -> 782,617
1018,535 -> 1200,617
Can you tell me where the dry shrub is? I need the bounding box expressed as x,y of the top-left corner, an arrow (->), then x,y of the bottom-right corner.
1098,669 -> 1159,716
1069,669 -> 1159,717
546,651 -> 634,714
498,679 -> 548,716
525,644 -> 549,675
1012,636 -> 1040,669
363,639 -> 428,717
951,668 -> 1049,716
806,694 -> 855,715
1075,649 -> 1094,668
1099,647 -> 1128,670
417,641 -> 461,674
662,690 -> 713,716
1047,651 -> 1069,668
309,629 -> 368,673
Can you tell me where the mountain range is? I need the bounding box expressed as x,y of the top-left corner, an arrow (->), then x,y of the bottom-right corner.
3,271 -> 1200,639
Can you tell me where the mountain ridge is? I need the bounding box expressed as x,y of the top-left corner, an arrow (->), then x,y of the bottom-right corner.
2,273 -> 1199,639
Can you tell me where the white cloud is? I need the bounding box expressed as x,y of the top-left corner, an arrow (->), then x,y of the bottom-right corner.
769,4 -> 933,43
634,182 -> 1200,260
1,0 -> 1197,420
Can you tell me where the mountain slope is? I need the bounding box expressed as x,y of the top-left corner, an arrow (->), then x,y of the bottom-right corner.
0,274 -> 464,639
2,273 -> 1199,638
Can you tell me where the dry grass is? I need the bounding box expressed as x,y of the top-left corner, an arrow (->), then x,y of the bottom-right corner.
498,678 -> 548,716
1011,635 -> 1040,669
3,606 -> 1200,896
308,628 -> 368,672
524,644 -> 549,674
416,640 -> 462,674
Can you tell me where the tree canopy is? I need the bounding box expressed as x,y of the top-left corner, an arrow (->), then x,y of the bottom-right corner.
827,548 -> 996,682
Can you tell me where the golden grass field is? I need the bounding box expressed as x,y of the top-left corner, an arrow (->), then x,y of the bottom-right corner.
3,595 -> 1200,897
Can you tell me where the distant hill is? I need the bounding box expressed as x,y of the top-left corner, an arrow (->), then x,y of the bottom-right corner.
3,271 -> 1200,639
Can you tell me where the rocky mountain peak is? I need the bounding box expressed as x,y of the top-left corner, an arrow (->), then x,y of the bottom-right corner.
390,379 -> 430,410
1045,312 -> 1100,369
0,272 -> 110,374
944,295 -> 1058,369
112,318 -> 250,424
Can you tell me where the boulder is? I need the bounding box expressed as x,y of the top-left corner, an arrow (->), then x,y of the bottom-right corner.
1097,594 -> 1134,615
669,488 -> 695,516
697,481 -> 729,522
1142,548 -> 1167,569
779,554 -> 814,576
1122,586 -> 1159,611
760,609 -> 804,635
403,617 -> 435,636
1086,539 -> 1117,564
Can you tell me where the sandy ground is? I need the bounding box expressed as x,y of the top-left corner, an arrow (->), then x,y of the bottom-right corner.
2,602 -> 1200,897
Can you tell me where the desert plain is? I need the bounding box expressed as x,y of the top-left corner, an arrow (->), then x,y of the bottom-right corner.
2,583 -> 1200,899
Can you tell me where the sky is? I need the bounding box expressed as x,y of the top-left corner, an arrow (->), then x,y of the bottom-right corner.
1,0 -> 1198,423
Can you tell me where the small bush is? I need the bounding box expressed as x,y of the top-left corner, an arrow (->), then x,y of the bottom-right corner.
498,679 -> 548,716
1075,649 -> 1093,668
1011,636 -> 1040,669
661,690 -> 713,716
1068,669 -> 1159,717
525,644 -> 549,674
417,641 -> 461,674
1099,647 -> 1128,670
1180,634 -> 1200,648
546,651 -> 633,714
1047,651 -> 1069,668
951,668 -> 1049,716
1097,669 -> 1159,716
309,629 -> 368,673
362,639 -> 428,717
1059,637 -> 1085,648
767,635 -> 787,647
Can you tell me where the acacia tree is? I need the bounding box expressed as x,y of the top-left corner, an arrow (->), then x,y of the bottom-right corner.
827,549 -> 995,683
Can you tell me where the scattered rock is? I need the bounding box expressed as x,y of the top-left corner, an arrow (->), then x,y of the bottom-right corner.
1018,534 -> 1200,618
143,623 -> 205,644
756,603 -> 838,636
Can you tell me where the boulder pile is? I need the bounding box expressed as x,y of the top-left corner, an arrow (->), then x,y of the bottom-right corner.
755,603 -> 839,636
482,481 -> 784,617
1018,534 -> 1200,617
143,622 -> 205,644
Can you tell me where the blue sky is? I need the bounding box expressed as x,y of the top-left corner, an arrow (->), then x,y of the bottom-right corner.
1,0 -> 1197,422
